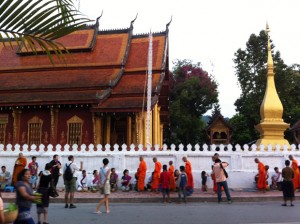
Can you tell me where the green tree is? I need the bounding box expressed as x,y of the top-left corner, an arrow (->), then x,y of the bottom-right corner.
231,30 -> 300,144
0,0 -> 91,63
168,59 -> 219,145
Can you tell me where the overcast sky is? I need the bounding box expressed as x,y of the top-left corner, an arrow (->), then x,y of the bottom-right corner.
79,0 -> 300,118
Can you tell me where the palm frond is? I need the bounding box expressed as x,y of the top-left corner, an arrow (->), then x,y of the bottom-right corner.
0,0 -> 92,64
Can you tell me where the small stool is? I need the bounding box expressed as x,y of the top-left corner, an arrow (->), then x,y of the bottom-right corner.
4,185 -> 14,192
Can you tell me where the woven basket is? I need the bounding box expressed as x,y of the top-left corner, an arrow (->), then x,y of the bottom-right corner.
4,209 -> 18,223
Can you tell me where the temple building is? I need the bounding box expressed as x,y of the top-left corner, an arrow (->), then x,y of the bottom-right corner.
206,113 -> 231,145
0,18 -> 170,147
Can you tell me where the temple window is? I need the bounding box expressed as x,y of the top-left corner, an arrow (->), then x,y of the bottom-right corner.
67,115 -> 83,145
0,114 -> 8,144
0,123 -> 6,144
28,116 -> 43,145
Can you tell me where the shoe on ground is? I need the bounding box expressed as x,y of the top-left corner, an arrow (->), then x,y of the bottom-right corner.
69,204 -> 77,208
281,204 -> 287,206
227,200 -> 232,204
64,204 -> 68,208
93,211 -> 101,214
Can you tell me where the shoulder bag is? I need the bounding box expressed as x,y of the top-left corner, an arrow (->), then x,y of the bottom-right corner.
220,163 -> 229,178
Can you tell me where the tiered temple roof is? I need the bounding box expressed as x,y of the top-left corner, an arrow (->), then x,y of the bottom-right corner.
0,18 -> 170,124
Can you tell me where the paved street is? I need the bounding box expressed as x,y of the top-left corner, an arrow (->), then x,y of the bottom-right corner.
23,202 -> 299,224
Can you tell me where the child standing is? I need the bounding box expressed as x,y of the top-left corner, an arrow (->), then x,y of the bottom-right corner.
177,166 -> 187,203
160,165 -> 171,203
201,171 -> 208,192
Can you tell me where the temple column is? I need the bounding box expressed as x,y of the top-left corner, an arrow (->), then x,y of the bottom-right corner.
136,112 -> 143,145
99,117 -> 103,145
152,104 -> 158,145
157,106 -> 161,147
50,108 -> 59,145
105,116 -> 111,145
160,124 -> 164,146
132,115 -> 137,145
93,114 -> 103,145
127,116 -> 132,145
12,109 -> 22,145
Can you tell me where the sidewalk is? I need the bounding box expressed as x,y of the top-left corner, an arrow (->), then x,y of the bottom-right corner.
2,188 -> 300,203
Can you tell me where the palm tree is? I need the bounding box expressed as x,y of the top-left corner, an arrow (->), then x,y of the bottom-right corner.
0,0 -> 91,63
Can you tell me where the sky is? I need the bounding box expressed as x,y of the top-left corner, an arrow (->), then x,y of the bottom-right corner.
79,0 -> 300,118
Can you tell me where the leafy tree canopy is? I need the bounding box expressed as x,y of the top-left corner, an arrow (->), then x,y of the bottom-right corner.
167,59 -> 219,145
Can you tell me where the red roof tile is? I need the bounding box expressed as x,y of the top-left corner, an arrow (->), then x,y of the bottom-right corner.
0,33 -> 129,70
112,73 -> 161,95
0,27 -> 169,116
18,29 -> 96,54
125,35 -> 166,71
0,69 -> 120,90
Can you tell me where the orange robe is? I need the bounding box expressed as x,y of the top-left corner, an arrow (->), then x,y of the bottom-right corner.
185,160 -> 194,189
138,160 -> 147,191
211,173 -> 217,193
168,165 -> 176,190
291,159 -> 300,190
12,157 -> 27,185
257,162 -> 266,190
152,161 -> 162,190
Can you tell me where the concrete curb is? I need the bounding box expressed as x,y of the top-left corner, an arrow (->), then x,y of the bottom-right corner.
3,190 -> 300,203
4,196 -> 299,203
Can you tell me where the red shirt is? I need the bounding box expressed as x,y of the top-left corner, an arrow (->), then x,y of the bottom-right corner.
160,171 -> 170,189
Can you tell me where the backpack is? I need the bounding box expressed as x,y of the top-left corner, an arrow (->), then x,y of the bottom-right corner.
180,173 -> 187,187
64,163 -> 73,181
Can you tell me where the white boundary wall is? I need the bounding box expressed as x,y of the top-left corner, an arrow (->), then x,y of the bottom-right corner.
1,143 -> 300,189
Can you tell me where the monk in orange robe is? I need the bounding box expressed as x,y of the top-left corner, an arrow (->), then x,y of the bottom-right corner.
138,156 -> 147,191
255,158 -> 266,192
289,155 -> 299,190
12,153 -> 27,186
183,156 -> 194,195
152,157 -> 161,191
168,161 -> 176,191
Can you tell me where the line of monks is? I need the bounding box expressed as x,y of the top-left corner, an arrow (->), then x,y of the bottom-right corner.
255,155 -> 300,192
136,156 -> 194,194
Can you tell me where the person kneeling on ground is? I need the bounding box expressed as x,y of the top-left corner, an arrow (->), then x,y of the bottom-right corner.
110,168 -> 118,192
91,170 -> 100,192
77,170 -> 88,192
121,169 -> 131,192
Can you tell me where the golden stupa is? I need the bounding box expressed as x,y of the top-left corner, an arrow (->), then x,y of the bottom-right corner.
255,24 -> 290,149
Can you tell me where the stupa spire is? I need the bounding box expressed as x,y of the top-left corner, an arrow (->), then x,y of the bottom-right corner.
266,23 -> 274,74
255,23 -> 290,150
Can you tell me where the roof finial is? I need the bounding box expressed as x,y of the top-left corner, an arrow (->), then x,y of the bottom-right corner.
265,22 -> 273,72
95,10 -> 103,28
166,16 -> 172,30
130,13 -> 138,28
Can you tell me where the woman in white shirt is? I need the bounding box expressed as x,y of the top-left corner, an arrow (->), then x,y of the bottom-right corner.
94,158 -> 110,214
